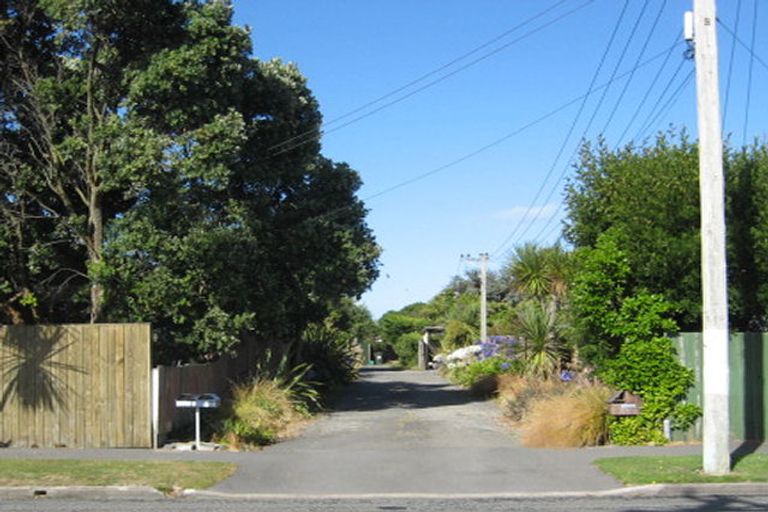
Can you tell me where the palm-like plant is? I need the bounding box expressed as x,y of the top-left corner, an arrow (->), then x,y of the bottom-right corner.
505,244 -> 571,300
507,243 -> 552,300
513,300 -> 563,377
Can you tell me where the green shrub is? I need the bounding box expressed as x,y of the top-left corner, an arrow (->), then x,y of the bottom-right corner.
601,294 -> 701,444
442,319 -> 478,351
216,357 -> 319,449
302,324 -> 359,389
393,331 -> 422,368
449,357 -> 520,388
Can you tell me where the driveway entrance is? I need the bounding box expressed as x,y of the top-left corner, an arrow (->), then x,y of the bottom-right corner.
210,368 -> 623,495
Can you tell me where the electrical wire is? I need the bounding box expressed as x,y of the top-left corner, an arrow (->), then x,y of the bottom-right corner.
631,55 -> 688,143
636,69 -> 695,142
365,42 -> 680,206
490,0 -> 632,258
266,0 -> 575,154
743,0 -> 759,146
531,201 -> 565,245
531,66 -> 694,250
614,29 -> 681,147
268,0 -> 597,158
721,0 -> 743,132
601,0 -> 666,138
717,19 -> 768,74
502,0 -> 649,251
293,42 -> 683,234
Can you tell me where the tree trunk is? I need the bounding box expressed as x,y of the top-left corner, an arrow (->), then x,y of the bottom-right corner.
88,189 -> 104,323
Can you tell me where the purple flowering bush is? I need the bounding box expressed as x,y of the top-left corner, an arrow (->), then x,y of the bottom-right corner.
477,336 -> 519,361
441,336 -> 523,392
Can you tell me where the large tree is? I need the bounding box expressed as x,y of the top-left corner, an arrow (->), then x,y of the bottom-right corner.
1,1 -> 380,362
1,0 -> 188,322
565,131 -> 701,329
565,129 -> 768,331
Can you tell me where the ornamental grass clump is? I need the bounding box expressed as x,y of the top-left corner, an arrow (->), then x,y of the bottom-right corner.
497,374 -> 567,422
216,378 -> 307,448
216,354 -> 320,449
518,381 -> 612,447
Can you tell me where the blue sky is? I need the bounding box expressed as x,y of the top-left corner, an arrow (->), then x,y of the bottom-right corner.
232,0 -> 767,319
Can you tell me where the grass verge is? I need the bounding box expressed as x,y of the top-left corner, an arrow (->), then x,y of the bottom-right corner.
0,459 -> 237,492
595,454 -> 768,484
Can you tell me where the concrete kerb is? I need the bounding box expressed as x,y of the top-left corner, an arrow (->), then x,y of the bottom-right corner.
0,482 -> 766,501
0,485 -> 167,500
182,483 -> 768,500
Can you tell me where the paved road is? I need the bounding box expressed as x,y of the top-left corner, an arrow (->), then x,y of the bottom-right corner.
0,367 -> 745,498
207,368 -> 700,495
2,494 -> 768,512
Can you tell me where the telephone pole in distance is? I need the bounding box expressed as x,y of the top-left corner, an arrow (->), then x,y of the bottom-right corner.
462,253 -> 489,343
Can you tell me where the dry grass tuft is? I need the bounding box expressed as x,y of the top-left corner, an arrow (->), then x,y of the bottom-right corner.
497,374 -> 567,422
519,382 -> 612,448
215,378 -> 308,449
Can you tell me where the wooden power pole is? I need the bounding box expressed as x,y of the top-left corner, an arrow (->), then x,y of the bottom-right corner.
462,253 -> 489,343
690,0 -> 731,475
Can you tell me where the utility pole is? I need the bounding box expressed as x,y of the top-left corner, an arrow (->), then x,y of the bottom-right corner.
688,0 -> 730,475
462,253 -> 489,342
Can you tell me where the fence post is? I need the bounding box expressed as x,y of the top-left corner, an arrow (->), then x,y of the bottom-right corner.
151,366 -> 160,449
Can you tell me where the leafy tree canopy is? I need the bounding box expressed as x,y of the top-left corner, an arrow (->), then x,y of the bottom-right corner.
1,0 -> 379,363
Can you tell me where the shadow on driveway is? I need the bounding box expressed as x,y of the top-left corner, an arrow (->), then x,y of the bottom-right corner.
329,368 -> 483,412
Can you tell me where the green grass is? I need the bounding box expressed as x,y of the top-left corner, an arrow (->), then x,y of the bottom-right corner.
595,454 -> 768,484
0,459 -> 237,492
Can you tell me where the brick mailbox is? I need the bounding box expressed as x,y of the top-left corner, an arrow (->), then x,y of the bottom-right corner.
607,390 -> 643,416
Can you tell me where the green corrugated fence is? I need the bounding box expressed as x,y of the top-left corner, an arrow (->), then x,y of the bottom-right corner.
673,332 -> 767,442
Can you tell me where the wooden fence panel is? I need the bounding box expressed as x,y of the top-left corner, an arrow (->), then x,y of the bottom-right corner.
0,324 -> 151,448
153,336 -> 281,446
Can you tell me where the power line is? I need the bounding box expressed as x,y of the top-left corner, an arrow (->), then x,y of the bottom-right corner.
266,0 -> 575,154
504,0 -> 650,252
615,29 -> 681,147
490,0 -> 633,257
743,0 -> 759,146
268,0 -> 597,158
532,201 -> 565,246
721,0 -> 743,131
531,66 -> 694,250
289,42 -> 683,235
636,69 -> 695,141
599,0 -> 656,135
717,19 -> 768,74
631,55 -> 688,143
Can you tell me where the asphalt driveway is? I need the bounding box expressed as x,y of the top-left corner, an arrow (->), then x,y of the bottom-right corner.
207,368 -> 698,495
0,367 -> 709,496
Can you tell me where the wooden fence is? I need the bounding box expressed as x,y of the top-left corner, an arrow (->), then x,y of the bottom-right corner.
152,336 -> 281,447
673,332 -> 768,442
0,324 -> 152,448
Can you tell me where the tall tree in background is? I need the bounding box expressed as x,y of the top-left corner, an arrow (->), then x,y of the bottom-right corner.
565,130 -> 701,329
565,129 -> 768,332
1,1 -> 379,362
726,144 -> 768,330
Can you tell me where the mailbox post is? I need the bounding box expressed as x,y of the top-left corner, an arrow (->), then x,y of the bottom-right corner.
175,393 -> 221,450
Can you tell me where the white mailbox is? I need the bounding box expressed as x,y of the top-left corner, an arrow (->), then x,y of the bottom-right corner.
175,393 -> 221,409
175,393 -> 221,450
